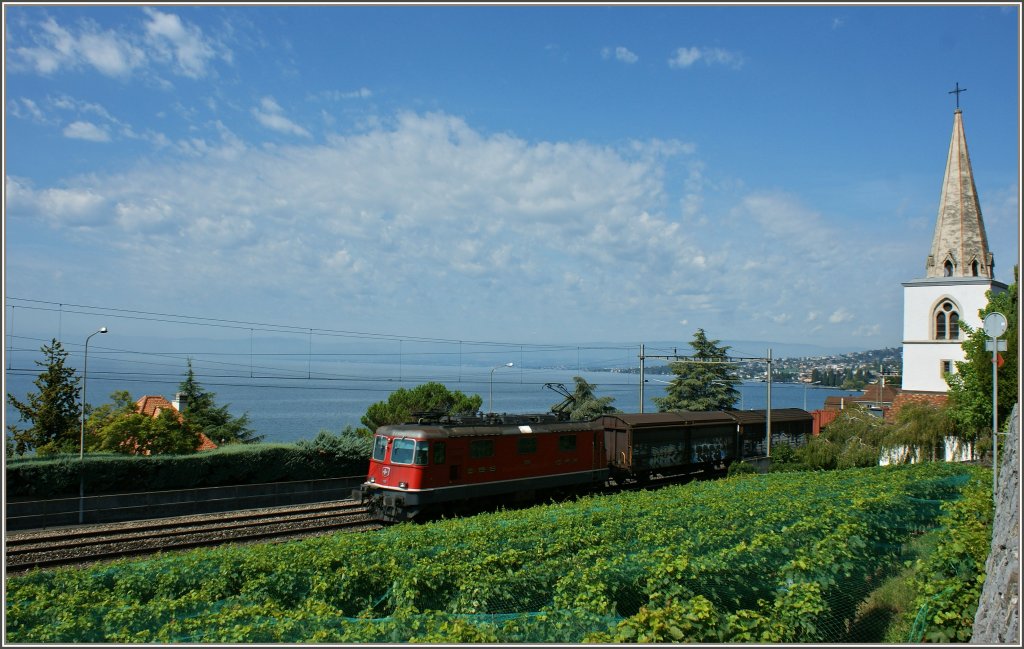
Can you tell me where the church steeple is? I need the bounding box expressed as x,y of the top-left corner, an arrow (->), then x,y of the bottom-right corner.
925,106 -> 993,279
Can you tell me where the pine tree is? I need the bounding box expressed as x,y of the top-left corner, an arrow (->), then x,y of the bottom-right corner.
177,359 -> 263,444
652,329 -> 740,412
6,338 -> 82,456
361,382 -> 483,432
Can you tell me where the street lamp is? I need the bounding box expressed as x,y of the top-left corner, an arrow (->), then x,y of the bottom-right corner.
803,380 -> 821,410
79,326 -> 107,523
489,362 -> 514,414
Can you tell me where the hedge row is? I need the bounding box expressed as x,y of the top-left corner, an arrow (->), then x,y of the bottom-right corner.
5,433 -> 372,499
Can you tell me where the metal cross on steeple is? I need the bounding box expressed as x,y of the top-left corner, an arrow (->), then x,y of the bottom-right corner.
949,82 -> 967,109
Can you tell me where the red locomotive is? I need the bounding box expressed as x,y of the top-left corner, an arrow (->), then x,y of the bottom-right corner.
354,402 -> 813,522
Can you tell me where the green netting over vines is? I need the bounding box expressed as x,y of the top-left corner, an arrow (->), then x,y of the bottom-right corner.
5,462 -> 990,643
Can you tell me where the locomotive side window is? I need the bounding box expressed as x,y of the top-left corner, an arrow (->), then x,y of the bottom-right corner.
559,435 -> 577,451
391,438 -> 416,464
372,436 -> 388,461
413,441 -> 429,466
470,439 -> 494,458
433,441 -> 446,464
518,437 -> 537,454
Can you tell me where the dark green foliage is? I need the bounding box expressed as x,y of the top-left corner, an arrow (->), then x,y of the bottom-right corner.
552,376 -> 619,420
295,427 -> 372,460
84,390 -> 201,455
5,463 -> 986,643
946,266 -> 1018,440
652,329 -> 740,412
177,360 -> 263,444
360,382 -> 483,432
888,401 -> 954,463
6,338 -> 82,456
5,438 -> 371,498
905,473 -> 994,642
798,406 -> 887,470
727,460 -> 758,477
767,443 -> 807,472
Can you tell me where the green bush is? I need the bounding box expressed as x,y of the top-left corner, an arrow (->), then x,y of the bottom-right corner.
727,460 -> 758,477
6,431 -> 372,498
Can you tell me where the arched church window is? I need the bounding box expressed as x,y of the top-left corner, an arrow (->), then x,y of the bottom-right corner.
943,260 -> 954,276
933,300 -> 960,340
971,260 -> 979,276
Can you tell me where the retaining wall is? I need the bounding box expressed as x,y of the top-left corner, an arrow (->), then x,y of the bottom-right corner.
971,402 -> 1020,644
5,476 -> 365,531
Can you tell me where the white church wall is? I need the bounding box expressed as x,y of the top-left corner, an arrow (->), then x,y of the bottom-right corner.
877,438 -> 972,466
901,278 -> 999,392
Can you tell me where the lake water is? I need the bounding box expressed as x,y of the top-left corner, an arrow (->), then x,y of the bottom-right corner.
4,361 -> 863,445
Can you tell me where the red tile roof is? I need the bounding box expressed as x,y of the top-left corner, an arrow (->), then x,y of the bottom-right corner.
134,395 -> 218,452
135,395 -> 184,422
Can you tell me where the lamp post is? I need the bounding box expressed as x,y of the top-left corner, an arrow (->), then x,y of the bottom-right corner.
983,312 -> 1007,500
803,380 -> 821,410
489,362 -> 514,414
79,326 -> 107,523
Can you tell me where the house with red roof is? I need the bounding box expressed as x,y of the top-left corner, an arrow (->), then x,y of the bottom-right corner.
133,394 -> 218,453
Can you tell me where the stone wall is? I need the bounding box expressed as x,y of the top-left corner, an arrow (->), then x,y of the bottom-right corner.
971,402 -> 1020,644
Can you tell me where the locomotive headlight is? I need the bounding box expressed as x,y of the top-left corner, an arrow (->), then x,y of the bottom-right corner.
399,482 -> 408,489
369,477 -> 376,483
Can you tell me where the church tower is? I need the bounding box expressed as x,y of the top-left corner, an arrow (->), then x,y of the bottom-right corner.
900,98 -> 1007,397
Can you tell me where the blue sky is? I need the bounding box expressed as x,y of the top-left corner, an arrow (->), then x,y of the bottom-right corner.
3,3 -> 1021,354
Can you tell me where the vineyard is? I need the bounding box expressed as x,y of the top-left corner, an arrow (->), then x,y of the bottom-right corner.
5,462 -> 990,643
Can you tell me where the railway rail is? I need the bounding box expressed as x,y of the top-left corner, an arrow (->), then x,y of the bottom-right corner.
5,499 -> 382,574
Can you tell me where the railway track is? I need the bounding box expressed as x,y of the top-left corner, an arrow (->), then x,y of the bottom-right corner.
5,500 -> 382,573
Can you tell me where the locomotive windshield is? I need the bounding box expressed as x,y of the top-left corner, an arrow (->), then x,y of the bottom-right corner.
390,438 -> 430,466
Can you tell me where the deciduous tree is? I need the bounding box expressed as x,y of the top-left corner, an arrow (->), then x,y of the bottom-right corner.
85,390 -> 201,455
946,266 -> 1018,441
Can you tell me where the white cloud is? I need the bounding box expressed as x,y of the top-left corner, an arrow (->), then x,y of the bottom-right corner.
251,96 -> 311,137
6,111 -> 708,338
8,10 -> 224,80
63,120 -> 110,141
603,46 -> 638,63
17,182 -> 108,225
78,28 -> 146,76
11,16 -> 144,77
853,324 -> 881,337
829,307 -> 853,324
9,98 -> 48,123
668,46 -> 744,69
142,8 -> 218,78
316,87 -> 373,101
6,109 -> 915,346
668,46 -> 701,68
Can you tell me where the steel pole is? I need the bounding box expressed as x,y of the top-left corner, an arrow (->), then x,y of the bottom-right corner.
79,328 -> 105,524
766,348 -> 772,458
639,344 -> 645,413
489,367 -> 495,414
992,334 -> 999,499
